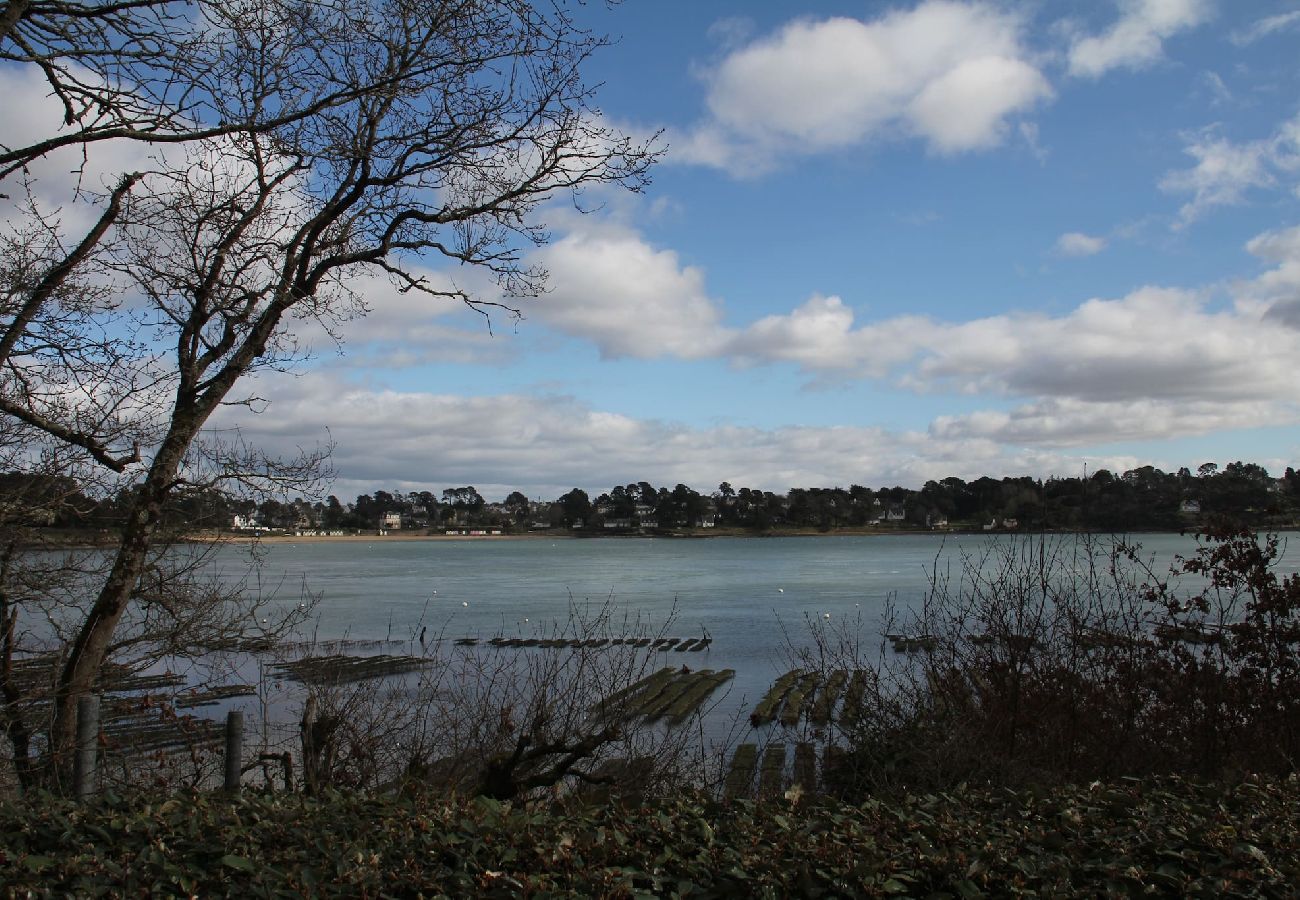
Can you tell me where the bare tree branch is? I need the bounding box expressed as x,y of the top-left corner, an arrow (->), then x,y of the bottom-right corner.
0,0 -> 660,789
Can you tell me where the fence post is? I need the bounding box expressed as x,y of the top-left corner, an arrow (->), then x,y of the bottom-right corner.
73,694 -> 100,801
224,710 -> 244,794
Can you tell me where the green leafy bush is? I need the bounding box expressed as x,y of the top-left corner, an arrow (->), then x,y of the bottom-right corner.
1,776 -> 1297,897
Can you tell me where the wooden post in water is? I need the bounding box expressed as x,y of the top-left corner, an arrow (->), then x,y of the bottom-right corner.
73,694 -> 100,801
224,710 -> 244,794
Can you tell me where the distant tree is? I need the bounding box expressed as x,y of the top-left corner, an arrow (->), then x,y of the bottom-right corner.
0,473 -> 93,527
258,499 -> 290,528
919,480 -> 957,519
636,482 -> 658,507
557,488 -> 592,528
321,496 -> 345,528
353,494 -> 378,526
847,484 -> 875,526
1211,462 -> 1273,515
605,485 -> 635,519
505,491 -> 531,515
786,488 -> 811,527
441,487 -> 486,511
668,483 -> 707,527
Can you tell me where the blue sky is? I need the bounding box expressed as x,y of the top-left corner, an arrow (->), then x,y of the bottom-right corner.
14,0 -> 1299,501
233,0 -> 1300,501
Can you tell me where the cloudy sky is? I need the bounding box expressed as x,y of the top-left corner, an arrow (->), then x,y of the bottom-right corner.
241,0 -> 1300,501
18,0 -> 1300,501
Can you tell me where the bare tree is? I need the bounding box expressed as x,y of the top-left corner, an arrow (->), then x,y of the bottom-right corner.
0,0 -> 658,788
1,0 -> 468,181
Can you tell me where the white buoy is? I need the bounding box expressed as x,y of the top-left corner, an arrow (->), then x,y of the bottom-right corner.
462,601 -> 468,607
823,613 -> 831,619
777,588 -> 784,593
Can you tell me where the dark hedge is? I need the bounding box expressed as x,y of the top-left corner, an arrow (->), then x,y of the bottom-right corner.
2,776 -> 1297,898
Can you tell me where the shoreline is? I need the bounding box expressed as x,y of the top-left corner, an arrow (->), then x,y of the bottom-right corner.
184,524 -> 1300,544
24,523 -> 1300,550
207,525 -> 1017,544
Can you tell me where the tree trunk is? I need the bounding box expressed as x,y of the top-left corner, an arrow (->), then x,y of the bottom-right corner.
48,416 -> 201,781
0,0 -> 31,43
1,580 -> 37,791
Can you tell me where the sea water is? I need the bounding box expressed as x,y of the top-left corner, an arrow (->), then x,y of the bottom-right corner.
207,531 -> 1283,734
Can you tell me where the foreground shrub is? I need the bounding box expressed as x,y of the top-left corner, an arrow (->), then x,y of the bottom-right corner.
1,776 -> 1297,897
818,527 -> 1300,798
286,599 -> 721,801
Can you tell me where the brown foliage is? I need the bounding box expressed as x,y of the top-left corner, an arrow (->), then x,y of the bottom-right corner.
819,528 -> 1300,798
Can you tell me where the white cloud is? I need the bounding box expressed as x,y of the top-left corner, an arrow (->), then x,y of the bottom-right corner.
905,235 -> 1300,448
1237,224 -> 1300,330
293,267 -> 514,368
207,226 -> 1300,493
912,286 -> 1300,405
1197,71 -> 1232,107
1229,9 -> 1300,45
672,2 -> 1051,173
211,373 -> 1148,498
1244,223 -> 1300,265
930,397 -> 1291,448
1055,232 -> 1108,256
723,285 -> 1300,421
516,220 -> 1300,431
1160,112 -> 1300,224
0,66 -> 153,235
1019,121 -> 1048,163
1068,0 -> 1213,78
726,295 -> 925,375
528,225 -> 731,359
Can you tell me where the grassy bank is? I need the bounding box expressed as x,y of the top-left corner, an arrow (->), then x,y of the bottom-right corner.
2,776 -> 1297,897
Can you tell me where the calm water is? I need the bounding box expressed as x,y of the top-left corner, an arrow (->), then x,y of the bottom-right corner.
212,531 -> 1291,728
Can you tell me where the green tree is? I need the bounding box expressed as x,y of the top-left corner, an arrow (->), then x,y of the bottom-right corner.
504,491 -> 532,525
321,495 -> 345,528
441,487 -> 485,511
558,488 -> 592,528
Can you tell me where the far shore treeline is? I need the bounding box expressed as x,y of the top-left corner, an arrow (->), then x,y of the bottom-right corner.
7,460 -> 1299,536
